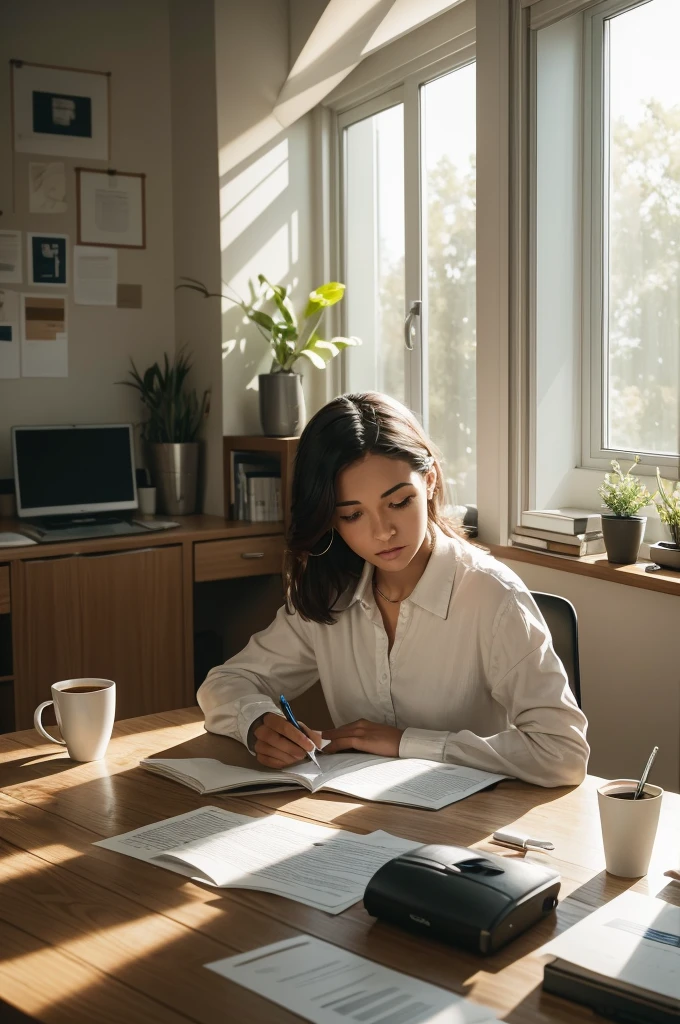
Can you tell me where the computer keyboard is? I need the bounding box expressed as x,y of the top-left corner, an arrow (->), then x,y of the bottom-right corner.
22,520 -> 153,542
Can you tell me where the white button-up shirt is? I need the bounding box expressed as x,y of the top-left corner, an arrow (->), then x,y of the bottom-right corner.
197,529 -> 589,787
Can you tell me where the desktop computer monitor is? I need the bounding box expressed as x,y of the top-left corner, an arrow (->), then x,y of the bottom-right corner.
12,424 -> 138,518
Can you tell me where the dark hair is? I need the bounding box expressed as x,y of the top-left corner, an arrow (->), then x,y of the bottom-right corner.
285,391 -> 462,624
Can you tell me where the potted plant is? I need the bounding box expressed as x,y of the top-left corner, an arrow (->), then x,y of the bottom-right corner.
597,456 -> 653,564
177,275 -> 360,437
120,350 -> 208,515
649,469 -> 680,571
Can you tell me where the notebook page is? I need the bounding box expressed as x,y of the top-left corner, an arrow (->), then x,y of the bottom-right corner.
141,758 -> 302,794
321,760 -> 507,810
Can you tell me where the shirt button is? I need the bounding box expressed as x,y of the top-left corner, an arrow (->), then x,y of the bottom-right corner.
381,673 -> 387,680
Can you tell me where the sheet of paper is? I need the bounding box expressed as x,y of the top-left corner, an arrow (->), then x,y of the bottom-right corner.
0,231 -> 22,284
206,935 -> 499,1024
21,294 -> 67,377
95,806 -> 420,913
0,289 -> 20,379
74,245 -> 117,305
321,760 -> 507,810
29,162 -> 67,213
540,891 -> 680,1002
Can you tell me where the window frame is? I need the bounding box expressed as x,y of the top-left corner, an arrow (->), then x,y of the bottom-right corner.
582,0 -> 679,473
331,42 -> 476,429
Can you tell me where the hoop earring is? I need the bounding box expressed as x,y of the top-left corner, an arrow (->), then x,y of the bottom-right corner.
309,527 -> 334,557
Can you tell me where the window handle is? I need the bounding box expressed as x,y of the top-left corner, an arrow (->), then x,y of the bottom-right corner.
404,300 -> 421,351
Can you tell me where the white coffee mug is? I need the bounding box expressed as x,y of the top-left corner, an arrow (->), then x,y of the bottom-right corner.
34,678 -> 116,762
138,486 -> 157,516
597,778 -> 663,877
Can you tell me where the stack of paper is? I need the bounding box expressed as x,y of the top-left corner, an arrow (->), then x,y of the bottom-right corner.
206,935 -> 499,1024
95,806 -> 421,914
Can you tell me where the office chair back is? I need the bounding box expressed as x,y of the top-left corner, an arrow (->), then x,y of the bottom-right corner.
530,591 -> 582,708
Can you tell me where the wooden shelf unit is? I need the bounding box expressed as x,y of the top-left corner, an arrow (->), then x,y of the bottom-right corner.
0,564 -> 13,731
223,435 -> 299,534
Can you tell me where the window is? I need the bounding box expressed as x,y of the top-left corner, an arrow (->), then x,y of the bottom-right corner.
586,0 -> 680,468
339,58 -> 477,505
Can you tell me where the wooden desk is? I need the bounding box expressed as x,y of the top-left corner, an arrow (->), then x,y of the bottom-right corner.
1,708 -> 679,1023
0,517 -> 285,731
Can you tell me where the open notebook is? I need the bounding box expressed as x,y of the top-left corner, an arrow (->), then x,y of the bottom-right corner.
141,751 -> 507,811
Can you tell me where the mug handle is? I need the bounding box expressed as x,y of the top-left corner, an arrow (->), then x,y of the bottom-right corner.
34,701 -> 67,746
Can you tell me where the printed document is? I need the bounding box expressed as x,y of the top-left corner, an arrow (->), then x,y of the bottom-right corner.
95,806 -> 420,913
540,891 -> 680,1002
206,935 -> 499,1024
141,751 -> 507,809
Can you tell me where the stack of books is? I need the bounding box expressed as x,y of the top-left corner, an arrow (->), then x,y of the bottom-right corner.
230,451 -> 283,522
510,508 -> 604,557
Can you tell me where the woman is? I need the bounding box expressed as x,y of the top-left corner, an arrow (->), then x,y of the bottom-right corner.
198,393 -> 589,787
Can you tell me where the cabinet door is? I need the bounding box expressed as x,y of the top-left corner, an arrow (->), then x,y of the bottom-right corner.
79,546 -> 187,720
13,557 -> 82,729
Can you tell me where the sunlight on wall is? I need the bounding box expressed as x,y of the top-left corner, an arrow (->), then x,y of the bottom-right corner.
289,0 -> 389,78
218,115 -> 283,178
220,141 -> 289,250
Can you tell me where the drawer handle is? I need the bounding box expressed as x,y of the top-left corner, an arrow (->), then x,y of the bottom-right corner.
241,551 -> 265,559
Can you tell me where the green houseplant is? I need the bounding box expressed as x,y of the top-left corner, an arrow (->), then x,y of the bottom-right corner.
597,456 -> 653,563
121,350 -> 208,515
177,275 -> 360,436
649,469 -> 680,571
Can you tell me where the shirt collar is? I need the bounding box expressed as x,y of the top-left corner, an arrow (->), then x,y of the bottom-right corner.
347,525 -> 460,619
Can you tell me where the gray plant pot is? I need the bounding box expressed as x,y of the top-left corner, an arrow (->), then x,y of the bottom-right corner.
601,514 -> 646,564
259,372 -> 306,437
148,442 -> 199,516
649,541 -> 680,571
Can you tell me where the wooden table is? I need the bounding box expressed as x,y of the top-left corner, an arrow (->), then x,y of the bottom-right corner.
1,708 -> 679,1024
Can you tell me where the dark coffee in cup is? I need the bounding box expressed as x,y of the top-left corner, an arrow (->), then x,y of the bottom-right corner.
61,685 -> 105,694
609,791 -> 652,800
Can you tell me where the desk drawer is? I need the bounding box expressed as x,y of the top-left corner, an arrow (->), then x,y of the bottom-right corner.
194,536 -> 285,582
0,566 -> 9,614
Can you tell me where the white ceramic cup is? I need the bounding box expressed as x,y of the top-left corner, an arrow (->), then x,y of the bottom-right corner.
34,678 -> 116,762
138,486 -> 157,516
597,778 -> 663,877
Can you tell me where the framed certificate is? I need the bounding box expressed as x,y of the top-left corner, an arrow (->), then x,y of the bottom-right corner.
76,168 -> 146,249
11,60 -> 110,161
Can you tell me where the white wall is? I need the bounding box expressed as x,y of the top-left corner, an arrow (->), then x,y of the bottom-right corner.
501,556 -> 680,793
0,0 -> 176,476
214,0 -> 327,439
169,0 -> 223,515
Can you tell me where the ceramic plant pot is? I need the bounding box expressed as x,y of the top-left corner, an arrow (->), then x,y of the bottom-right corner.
148,442 -> 199,515
258,372 -> 306,437
601,514 -> 646,564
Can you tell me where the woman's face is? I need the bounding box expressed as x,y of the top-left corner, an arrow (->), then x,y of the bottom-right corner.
333,454 -> 435,571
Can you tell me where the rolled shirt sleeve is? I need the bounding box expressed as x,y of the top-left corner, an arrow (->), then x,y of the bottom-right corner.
399,588 -> 589,787
196,603 -> 320,747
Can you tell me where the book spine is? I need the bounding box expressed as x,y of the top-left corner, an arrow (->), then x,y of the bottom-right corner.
520,514 -> 587,535
238,464 -> 247,520
514,525 -> 602,545
510,533 -> 548,550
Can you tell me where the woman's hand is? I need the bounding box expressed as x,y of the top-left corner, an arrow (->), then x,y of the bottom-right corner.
251,712 -> 323,769
322,720 -> 404,757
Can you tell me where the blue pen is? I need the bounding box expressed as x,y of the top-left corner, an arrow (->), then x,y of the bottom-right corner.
279,694 -> 321,769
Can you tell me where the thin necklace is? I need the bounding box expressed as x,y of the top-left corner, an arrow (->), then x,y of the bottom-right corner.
373,578 -> 404,604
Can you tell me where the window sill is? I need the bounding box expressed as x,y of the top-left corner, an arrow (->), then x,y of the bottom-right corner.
489,545 -> 680,598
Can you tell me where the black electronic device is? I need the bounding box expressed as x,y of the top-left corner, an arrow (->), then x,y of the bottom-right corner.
364,844 -> 560,954
12,424 -> 137,518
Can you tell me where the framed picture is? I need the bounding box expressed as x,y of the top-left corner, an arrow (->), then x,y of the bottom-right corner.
11,60 -> 110,161
76,168 -> 146,249
28,233 -> 68,287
